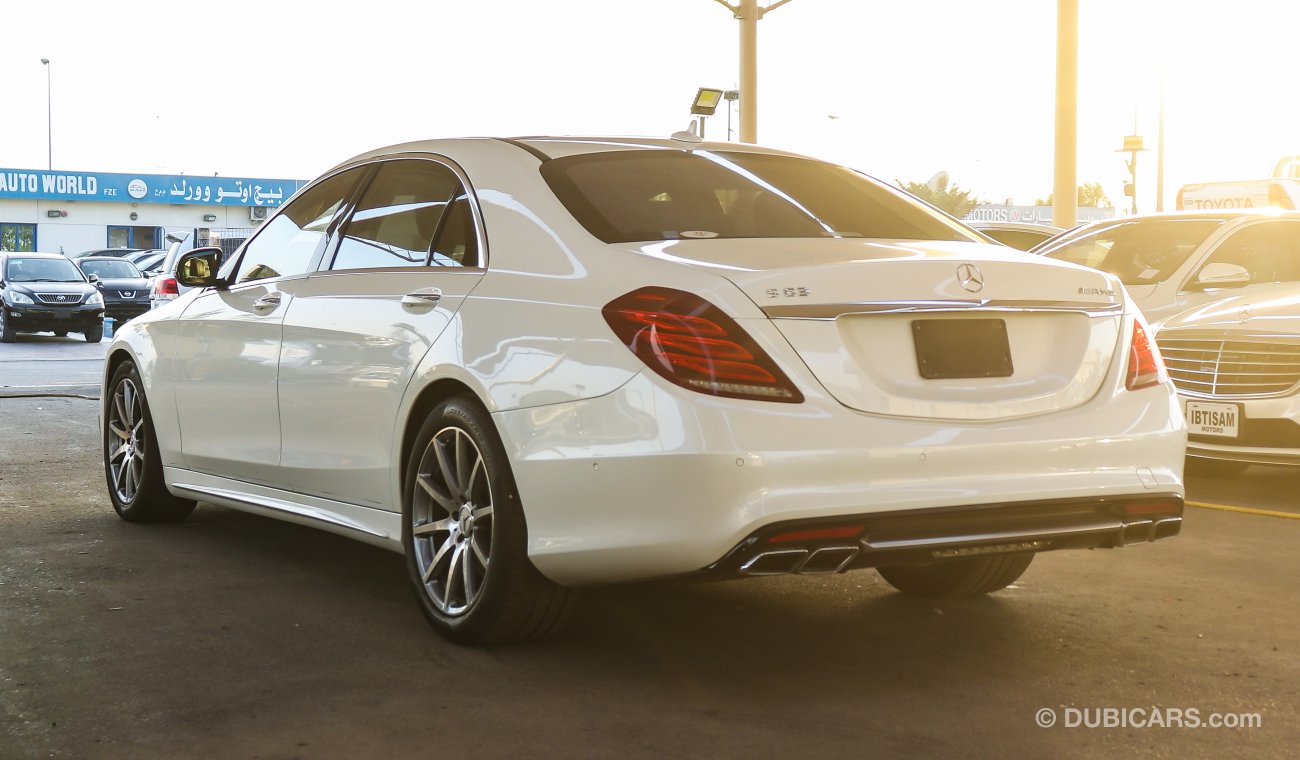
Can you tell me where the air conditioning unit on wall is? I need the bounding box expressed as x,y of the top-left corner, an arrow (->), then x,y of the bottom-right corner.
249,206 -> 269,222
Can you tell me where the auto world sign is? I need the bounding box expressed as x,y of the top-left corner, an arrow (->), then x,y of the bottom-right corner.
0,168 -> 305,207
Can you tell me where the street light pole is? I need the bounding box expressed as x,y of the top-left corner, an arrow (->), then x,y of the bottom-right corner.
1052,0 -> 1078,230
1156,74 -> 1166,212
712,0 -> 795,144
41,58 -> 51,171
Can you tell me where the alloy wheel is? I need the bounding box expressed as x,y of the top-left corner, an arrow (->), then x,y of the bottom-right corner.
411,426 -> 495,616
107,378 -> 146,503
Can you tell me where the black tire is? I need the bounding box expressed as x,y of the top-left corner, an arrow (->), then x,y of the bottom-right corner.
1186,457 -> 1250,478
877,552 -> 1035,598
0,309 -> 15,343
403,395 -> 575,644
84,324 -> 103,343
53,330 -> 68,337
104,361 -> 196,522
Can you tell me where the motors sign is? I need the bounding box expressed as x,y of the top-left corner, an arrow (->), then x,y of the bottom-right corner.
965,204 -> 1116,225
0,168 -> 305,207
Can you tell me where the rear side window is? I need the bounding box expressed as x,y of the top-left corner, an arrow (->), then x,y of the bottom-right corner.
541,150 -> 977,244
331,160 -> 464,270
1040,219 -> 1223,286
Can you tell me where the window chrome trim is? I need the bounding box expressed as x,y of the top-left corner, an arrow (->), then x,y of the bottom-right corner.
321,152 -> 489,273
313,265 -> 486,278
762,299 -> 1124,320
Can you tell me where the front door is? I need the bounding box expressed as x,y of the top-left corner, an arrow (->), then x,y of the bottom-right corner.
173,167 -> 365,484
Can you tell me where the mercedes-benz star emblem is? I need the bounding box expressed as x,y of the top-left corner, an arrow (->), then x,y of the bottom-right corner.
956,263 -> 984,293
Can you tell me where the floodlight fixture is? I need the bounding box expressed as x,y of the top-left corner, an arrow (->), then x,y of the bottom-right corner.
691,88 -> 725,116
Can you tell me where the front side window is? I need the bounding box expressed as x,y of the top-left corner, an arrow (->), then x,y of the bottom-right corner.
331,160 -> 461,270
1040,218 -> 1224,286
541,149 -> 978,244
1196,222 -> 1300,285
1,223 -> 36,252
5,257 -> 84,283
235,167 -> 364,283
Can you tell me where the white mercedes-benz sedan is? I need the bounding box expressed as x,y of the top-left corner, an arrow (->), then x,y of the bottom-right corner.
101,136 -> 1187,643
1157,284 -> 1300,474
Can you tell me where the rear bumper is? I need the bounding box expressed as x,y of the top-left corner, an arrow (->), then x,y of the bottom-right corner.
497,371 -> 1187,586
701,494 -> 1183,579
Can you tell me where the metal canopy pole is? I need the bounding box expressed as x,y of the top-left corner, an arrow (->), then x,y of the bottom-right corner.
712,0 -> 795,144
1053,0 -> 1078,229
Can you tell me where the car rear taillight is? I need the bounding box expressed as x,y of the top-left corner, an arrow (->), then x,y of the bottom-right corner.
1125,318 -> 1168,391
154,276 -> 178,296
1268,182 -> 1296,210
603,286 -> 804,403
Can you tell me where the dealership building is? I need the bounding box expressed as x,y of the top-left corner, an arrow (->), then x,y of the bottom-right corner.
0,167 -> 305,255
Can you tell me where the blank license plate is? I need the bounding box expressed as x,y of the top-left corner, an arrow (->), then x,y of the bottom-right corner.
1186,401 -> 1239,438
912,319 -> 1014,380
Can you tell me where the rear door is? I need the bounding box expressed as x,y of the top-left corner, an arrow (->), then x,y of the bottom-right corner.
173,167 -> 366,484
277,157 -> 486,509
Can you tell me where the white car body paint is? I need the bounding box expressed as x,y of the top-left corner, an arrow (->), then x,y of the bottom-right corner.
1159,283 -> 1300,467
103,137 -> 1187,586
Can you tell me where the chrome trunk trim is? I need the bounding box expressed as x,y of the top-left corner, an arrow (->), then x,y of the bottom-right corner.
762,299 -> 1123,320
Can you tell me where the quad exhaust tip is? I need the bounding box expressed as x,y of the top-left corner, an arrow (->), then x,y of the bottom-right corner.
740,546 -> 860,576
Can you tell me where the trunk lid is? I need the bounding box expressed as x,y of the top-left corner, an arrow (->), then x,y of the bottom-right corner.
624,238 -> 1126,421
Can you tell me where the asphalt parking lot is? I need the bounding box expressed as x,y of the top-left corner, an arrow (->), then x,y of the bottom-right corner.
2,336 -> 1297,758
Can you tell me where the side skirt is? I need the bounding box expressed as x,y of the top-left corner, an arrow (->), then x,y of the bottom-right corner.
163,467 -> 404,553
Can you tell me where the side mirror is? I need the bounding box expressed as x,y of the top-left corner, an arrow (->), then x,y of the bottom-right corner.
176,247 -> 224,289
1192,262 -> 1251,290
88,273 -> 101,285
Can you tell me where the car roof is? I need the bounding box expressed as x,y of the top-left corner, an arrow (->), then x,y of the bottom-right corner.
329,135 -> 816,173
1083,210 -> 1300,223
3,252 -> 73,260
968,221 -> 1064,233
77,256 -> 137,264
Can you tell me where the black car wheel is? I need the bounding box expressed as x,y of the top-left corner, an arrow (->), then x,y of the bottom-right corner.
84,324 -> 103,343
877,552 -> 1035,598
403,395 -> 575,644
0,310 -> 14,343
104,361 -> 196,522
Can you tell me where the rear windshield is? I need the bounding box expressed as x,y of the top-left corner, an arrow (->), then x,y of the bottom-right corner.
1039,218 -> 1224,286
541,149 -> 978,244
5,257 -> 84,283
79,260 -> 142,279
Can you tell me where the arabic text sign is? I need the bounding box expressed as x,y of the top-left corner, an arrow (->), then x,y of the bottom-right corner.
0,168 -> 306,207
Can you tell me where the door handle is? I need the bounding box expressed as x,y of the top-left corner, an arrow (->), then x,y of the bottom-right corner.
252,292 -> 283,312
401,288 -> 443,308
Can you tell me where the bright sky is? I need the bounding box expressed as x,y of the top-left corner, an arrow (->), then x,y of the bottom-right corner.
2,0 -> 1297,211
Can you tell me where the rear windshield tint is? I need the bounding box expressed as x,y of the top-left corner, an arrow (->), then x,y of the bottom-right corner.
1040,219 -> 1224,286
540,149 -> 978,244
